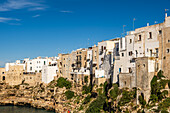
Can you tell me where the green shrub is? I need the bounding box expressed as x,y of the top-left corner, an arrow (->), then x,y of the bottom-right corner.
83,95 -> 91,104
82,85 -> 91,94
118,90 -> 135,106
85,95 -> 106,113
56,77 -> 72,89
65,90 -> 74,99
158,97 -> 170,111
84,76 -> 88,84
161,110 -> 169,113
110,84 -> 119,100
157,70 -> 164,79
96,88 -> 103,95
138,95 -> 146,108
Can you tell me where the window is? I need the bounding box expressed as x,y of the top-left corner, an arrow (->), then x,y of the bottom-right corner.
168,40 -> 170,43
2,72 -> 4,74
129,68 -> 132,73
159,30 -> 162,35
167,49 -> 170,53
129,51 -> 133,56
135,50 -> 138,57
130,39 -> 132,44
149,32 -> 152,39
104,46 -> 106,50
2,76 -> 5,81
122,53 -> 124,57
30,67 -> 32,71
138,35 -> 141,41
150,50 -> 152,57
101,46 -> 103,51
119,68 -> 121,73
156,48 -> 159,58
44,61 -> 46,65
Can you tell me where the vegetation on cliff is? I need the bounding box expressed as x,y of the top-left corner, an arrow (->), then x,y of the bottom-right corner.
56,77 -> 72,89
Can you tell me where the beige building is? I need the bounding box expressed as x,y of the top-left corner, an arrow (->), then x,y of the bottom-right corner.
70,48 -> 90,85
5,65 -> 41,86
0,68 -> 6,82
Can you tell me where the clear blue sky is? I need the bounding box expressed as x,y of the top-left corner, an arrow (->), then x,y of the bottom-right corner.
0,0 -> 170,67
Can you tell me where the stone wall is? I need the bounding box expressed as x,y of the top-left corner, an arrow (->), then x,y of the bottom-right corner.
119,73 -> 135,89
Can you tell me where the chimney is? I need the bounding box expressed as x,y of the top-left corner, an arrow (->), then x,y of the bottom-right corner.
147,23 -> 149,26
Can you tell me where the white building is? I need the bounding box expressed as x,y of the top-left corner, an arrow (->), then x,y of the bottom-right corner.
5,59 -> 28,72
42,63 -> 58,84
96,38 -> 119,79
26,57 -> 58,73
113,21 -> 164,84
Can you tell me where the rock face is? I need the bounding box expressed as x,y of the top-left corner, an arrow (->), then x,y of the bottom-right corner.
0,82 -> 75,113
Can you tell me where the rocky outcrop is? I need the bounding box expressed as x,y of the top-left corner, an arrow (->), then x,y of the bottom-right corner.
0,81 -> 85,113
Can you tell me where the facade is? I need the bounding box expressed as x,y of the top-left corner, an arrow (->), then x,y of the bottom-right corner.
0,68 -> 6,82
70,48 -> 90,85
27,57 -> 57,73
136,57 -> 155,103
42,63 -> 58,84
96,38 -> 119,84
114,15 -> 170,88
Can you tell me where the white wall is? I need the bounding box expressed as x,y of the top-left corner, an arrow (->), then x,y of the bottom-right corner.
42,64 -> 58,84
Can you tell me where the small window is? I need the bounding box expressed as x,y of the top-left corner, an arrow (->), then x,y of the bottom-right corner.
30,67 -> 32,71
2,76 -> 5,81
130,39 -> 132,44
129,51 -> 133,56
129,68 -> 132,73
149,32 -> 152,39
138,35 -> 141,41
104,47 -> 106,50
2,72 -> 4,74
143,64 -> 145,67
150,50 -> 152,57
122,53 -> 124,57
159,30 -> 162,35
167,49 -> 170,53
101,46 -> 103,51
168,40 -> 170,43
44,61 -> 46,65
119,68 -> 121,73
156,48 -> 159,58
124,81 -> 126,85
